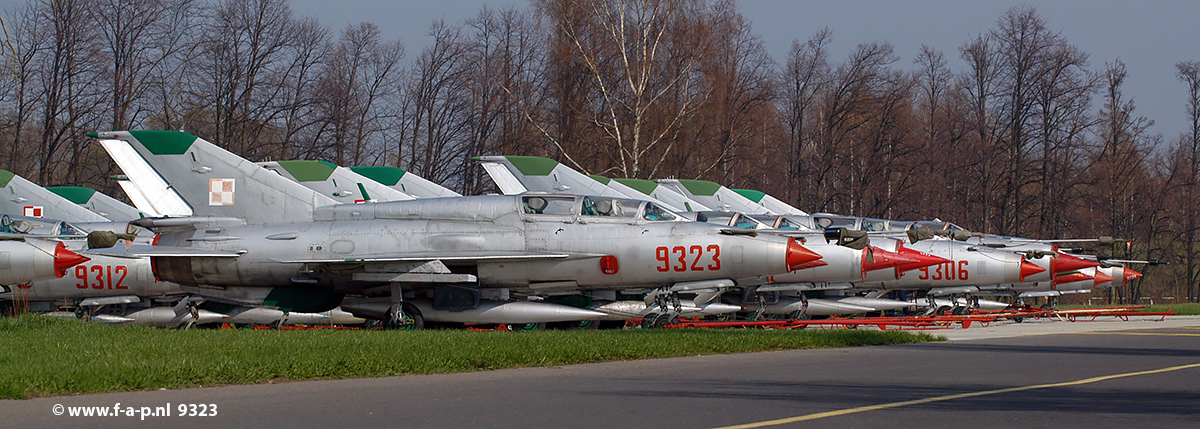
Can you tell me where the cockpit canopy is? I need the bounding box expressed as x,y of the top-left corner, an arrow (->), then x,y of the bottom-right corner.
694,211 -> 771,229
0,214 -> 86,237
520,195 -> 682,222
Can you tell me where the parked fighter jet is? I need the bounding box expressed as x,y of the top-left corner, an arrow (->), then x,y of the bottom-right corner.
91,131 -> 820,328
472,156 -> 951,318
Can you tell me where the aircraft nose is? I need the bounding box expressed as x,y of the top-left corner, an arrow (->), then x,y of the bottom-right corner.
1020,259 -> 1047,282
894,245 -> 950,272
1124,268 -> 1143,282
862,246 -> 920,274
1053,271 -> 1092,285
786,238 -> 823,271
53,242 -> 90,278
1053,252 -> 1099,274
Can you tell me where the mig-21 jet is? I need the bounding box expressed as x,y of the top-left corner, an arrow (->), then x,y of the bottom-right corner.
90,131 -> 820,328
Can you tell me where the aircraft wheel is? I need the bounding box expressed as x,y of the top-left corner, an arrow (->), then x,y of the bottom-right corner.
570,320 -> 600,330
952,306 -> 968,316
641,313 -> 661,328
509,322 -> 546,331
934,305 -> 952,316
388,303 -> 424,330
652,313 -> 677,328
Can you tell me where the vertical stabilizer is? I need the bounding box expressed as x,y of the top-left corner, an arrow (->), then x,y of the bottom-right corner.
349,166 -> 461,199
261,161 -> 415,204
658,179 -> 775,214
46,186 -> 146,220
611,178 -> 709,212
0,170 -> 110,223
733,189 -> 808,216
91,131 -> 337,224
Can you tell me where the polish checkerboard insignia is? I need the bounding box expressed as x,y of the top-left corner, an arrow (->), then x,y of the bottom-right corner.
23,206 -> 42,217
209,178 -> 236,206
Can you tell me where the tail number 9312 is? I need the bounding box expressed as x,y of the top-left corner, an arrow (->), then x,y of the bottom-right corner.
74,265 -> 129,289
655,245 -> 721,272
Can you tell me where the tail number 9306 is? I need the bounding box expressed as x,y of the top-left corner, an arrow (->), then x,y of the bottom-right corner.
918,261 -> 969,281
655,245 -> 721,272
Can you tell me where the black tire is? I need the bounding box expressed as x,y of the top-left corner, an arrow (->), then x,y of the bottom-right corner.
570,320 -> 601,330
641,312 -> 661,328
509,322 -> 546,331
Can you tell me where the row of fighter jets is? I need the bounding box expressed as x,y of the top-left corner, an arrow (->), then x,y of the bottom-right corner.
0,130 -> 1149,328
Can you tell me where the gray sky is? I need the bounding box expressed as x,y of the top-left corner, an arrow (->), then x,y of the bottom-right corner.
4,0 -> 1197,142
289,0 -> 1200,145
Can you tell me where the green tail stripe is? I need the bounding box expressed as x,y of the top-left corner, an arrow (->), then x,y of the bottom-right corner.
733,189 -> 767,203
350,166 -> 407,186
277,160 -> 338,182
46,186 -> 98,204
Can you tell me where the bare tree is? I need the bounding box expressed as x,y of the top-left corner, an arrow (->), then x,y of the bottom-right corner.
1176,60 -> 1200,302
542,0 -> 712,179
778,28 -> 830,207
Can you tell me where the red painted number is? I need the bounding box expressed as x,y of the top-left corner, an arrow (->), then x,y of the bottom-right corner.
918,261 -> 969,281
653,245 -> 722,272
707,244 -> 721,270
672,246 -> 687,272
73,265 -> 129,289
655,247 -> 670,272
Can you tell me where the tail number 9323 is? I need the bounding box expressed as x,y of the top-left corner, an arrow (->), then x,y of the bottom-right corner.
655,245 -> 721,272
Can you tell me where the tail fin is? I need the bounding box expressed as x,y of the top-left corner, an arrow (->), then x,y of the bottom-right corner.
0,170 -> 110,223
349,166 -> 460,199
472,155 -> 686,207
91,131 -> 337,224
732,189 -> 808,216
46,186 -> 146,220
610,178 -> 709,212
658,179 -> 779,215
260,161 -> 414,204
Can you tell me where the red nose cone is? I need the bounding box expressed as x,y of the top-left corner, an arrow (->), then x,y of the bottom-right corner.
1020,260 -> 1047,282
1053,252 -> 1099,275
894,245 -> 950,273
53,242 -> 90,278
1124,268 -> 1143,282
862,246 -> 921,275
1092,270 -> 1115,286
1053,271 -> 1092,285
792,260 -> 829,271
786,238 -> 823,272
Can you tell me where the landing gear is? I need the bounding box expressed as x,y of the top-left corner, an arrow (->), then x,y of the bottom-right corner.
508,322 -> 546,331
641,312 -> 677,328
386,303 -> 424,330
641,288 -> 682,328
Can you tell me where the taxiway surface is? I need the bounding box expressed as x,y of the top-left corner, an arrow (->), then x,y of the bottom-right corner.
4,316 -> 1199,428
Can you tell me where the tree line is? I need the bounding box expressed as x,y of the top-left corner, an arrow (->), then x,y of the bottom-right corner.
0,0 -> 1197,303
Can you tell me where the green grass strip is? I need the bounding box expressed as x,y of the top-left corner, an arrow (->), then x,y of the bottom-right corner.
0,315 -> 938,399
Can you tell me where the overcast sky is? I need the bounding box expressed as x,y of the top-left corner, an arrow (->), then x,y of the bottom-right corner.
5,0 -> 1198,143
287,0 -> 1200,145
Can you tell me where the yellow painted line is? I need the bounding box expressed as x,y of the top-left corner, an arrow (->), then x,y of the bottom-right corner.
1062,332 -> 1200,337
712,362 -> 1200,429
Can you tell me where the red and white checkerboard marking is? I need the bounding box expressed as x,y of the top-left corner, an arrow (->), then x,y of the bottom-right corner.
23,206 -> 42,217
209,178 -> 236,206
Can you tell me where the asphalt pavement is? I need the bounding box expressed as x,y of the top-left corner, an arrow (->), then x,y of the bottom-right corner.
3,316 -> 1199,428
